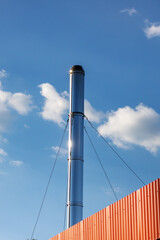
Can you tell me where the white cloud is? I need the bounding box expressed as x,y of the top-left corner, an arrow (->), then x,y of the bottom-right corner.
39,83 -> 106,126
0,70 -> 32,167
9,160 -> 23,166
0,70 -> 33,115
84,100 -> 106,123
7,93 -> 33,115
39,83 -> 69,127
144,21 -> 160,39
120,8 -> 137,16
51,146 -> 68,158
38,83 -> 160,155
0,80 -> 33,132
0,89 -> 33,115
98,104 -> 160,154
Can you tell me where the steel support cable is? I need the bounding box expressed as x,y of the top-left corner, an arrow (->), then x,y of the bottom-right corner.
84,115 -> 145,186
63,173 -> 68,231
29,119 -> 69,240
84,126 -> 118,201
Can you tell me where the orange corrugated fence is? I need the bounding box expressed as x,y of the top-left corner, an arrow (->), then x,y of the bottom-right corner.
50,178 -> 160,240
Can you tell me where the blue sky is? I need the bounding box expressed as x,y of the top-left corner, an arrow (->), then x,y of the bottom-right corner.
0,0 -> 160,239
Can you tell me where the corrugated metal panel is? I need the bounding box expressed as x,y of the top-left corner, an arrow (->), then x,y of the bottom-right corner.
50,178 -> 160,240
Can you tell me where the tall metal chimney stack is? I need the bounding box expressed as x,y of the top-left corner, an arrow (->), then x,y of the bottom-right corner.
67,65 -> 85,228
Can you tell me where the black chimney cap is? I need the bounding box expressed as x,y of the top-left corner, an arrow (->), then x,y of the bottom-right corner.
70,65 -> 85,74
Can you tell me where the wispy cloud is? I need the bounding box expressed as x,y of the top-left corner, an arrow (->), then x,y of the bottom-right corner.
24,124 -> 30,129
0,170 -> 8,176
0,148 -> 7,157
0,108 -> 12,132
84,100 -> 106,123
120,8 -> 137,16
0,69 -> 7,80
104,186 -> 121,196
51,146 -> 68,158
9,160 -> 23,166
144,20 -> 160,39
0,136 -> 8,144
0,157 -> 5,163
98,104 -> 160,154
0,69 -> 7,89
0,148 -> 7,163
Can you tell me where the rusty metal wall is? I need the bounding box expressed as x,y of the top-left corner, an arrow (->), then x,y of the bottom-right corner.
50,178 -> 160,240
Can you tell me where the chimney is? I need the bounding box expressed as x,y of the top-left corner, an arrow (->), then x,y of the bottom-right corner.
67,65 -> 85,228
